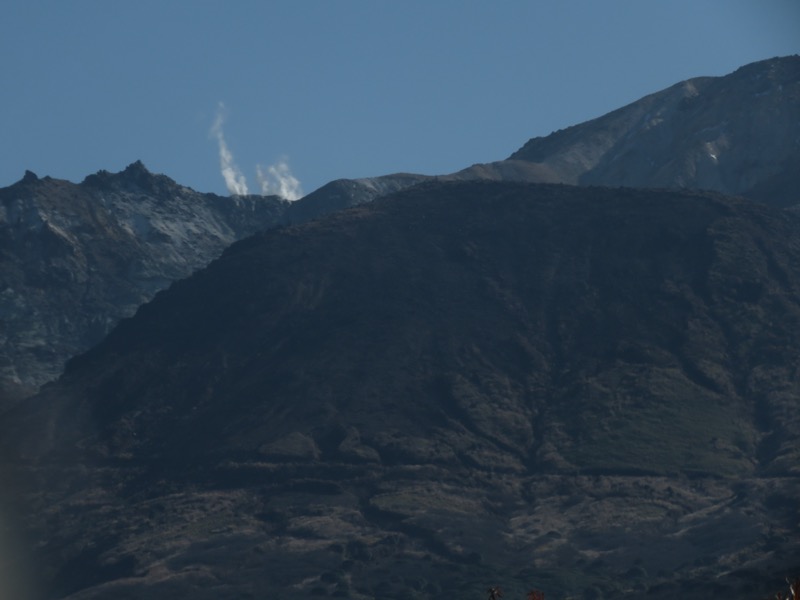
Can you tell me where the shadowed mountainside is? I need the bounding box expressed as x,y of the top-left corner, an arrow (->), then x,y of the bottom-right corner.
349,56 -> 800,210
0,161 -> 287,404
4,181 -> 799,599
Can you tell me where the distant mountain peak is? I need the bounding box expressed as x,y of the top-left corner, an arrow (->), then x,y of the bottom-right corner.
81,159 -> 184,195
121,159 -> 150,177
731,53 -> 800,78
444,55 -> 800,207
21,169 -> 39,184
118,159 -> 166,190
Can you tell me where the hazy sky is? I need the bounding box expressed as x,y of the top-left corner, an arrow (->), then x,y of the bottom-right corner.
2,1 -> 798,197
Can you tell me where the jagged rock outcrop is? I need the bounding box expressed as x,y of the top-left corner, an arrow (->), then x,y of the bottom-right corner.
0,161 -> 287,404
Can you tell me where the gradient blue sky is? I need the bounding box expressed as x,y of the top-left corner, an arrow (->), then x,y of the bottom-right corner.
2,1 -> 799,197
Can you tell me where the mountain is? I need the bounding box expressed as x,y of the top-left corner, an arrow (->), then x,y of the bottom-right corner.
0,163 -> 433,407
3,56 -> 796,405
4,181 -> 799,599
316,56 -> 800,209
500,55 -> 800,205
0,161 -> 287,405
1,54 -> 799,599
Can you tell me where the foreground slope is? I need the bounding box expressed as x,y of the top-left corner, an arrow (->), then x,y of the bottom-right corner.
3,181 -> 799,599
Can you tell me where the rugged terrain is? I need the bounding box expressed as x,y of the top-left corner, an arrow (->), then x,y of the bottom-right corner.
0,161 -> 286,405
1,54 -> 799,600
3,181 -> 799,599
2,56 -> 796,405
308,56 -> 800,209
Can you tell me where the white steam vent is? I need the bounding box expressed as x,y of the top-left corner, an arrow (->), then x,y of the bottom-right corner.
210,102 -> 303,200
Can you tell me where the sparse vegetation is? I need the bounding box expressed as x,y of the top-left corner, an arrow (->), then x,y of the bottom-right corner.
3,181 -> 800,598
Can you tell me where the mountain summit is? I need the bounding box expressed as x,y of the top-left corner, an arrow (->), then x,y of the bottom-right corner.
288,56 -> 800,219
454,56 -> 800,205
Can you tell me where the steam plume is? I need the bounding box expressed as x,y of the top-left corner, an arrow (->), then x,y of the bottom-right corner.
210,103 -> 249,196
256,160 -> 303,201
210,103 -> 304,200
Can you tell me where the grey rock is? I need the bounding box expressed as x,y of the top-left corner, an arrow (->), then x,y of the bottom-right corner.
0,161 -> 287,406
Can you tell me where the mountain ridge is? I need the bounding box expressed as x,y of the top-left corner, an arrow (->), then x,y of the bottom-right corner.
1,55 -> 799,599
0,161 -> 287,404
264,55 -> 800,251
2,55 -> 797,404
460,55 -> 800,206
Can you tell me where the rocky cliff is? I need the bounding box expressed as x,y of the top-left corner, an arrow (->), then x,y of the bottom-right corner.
0,161 -> 286,405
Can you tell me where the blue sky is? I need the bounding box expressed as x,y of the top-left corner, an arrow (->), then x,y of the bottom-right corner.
1,1 -> 798,197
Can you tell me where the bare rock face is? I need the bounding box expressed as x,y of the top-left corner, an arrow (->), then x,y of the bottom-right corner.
457,56 -> 800,207
0,161 -> 287,404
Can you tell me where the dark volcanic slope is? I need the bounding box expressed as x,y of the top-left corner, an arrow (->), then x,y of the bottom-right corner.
24,181 -> 800,475
4,181 -> 800,599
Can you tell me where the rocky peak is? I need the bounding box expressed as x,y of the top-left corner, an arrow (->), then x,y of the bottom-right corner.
444,56 -> 800,207
80,160 -> 182,196
0,167 -> 288,405
120,159 -> 150,180
20,170 -> 39,184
